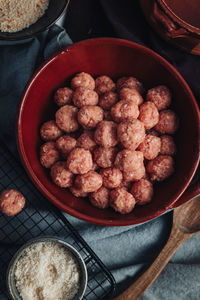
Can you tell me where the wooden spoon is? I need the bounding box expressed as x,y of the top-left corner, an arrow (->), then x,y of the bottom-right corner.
114,182 -> 200,300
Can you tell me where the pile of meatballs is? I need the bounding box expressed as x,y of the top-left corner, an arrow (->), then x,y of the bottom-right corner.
39,72 -> 179,214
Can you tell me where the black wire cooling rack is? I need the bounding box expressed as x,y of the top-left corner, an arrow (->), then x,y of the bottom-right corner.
0,142 -> 116,300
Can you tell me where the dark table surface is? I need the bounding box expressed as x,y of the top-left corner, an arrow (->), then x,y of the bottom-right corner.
64,0 -> 200,102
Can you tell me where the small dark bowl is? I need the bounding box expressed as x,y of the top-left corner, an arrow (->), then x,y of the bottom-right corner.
0,0 -> 70,41
17,38 -> 200,226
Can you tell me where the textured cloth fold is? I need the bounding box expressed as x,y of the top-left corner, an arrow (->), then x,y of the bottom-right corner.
0,25 -> 72,154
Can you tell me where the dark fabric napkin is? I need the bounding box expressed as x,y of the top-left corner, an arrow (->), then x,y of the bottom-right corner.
0,25 -> 72,154
0,1 -> 200,299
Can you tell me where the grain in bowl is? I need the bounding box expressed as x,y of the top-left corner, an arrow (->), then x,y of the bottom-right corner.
7,239 -> 87,300
0,0 -> 50,33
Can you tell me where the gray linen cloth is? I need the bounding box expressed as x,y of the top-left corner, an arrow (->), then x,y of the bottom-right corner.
0,25 -> 200,300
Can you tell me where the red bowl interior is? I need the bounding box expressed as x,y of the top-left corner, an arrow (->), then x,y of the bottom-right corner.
17,38 -> 200,226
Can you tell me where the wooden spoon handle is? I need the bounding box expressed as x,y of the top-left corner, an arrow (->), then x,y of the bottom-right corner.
114,226 -> 189,300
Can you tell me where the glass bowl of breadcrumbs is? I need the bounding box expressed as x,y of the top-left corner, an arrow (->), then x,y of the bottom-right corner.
7,237 -> 88,300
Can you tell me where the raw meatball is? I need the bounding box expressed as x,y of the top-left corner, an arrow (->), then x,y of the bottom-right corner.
116,77 -> 127,90
40,120 -> 63,141
110,188 -> 135,214
54,87 -> 73,106
146,85 -> 171,110
160,135 -> 176,155
100,167 -> 123,189
155,110 -> 179,134
70,186 -> 88,198
73,87 -> 98,108
66,148 -> 93,174
93,147 -> 118,168
119,88 -> 143,105
75,171 -> 103,192
55,105 -> 79,133
146,129 -> 160,137
95,75 -> 116,94
99,91 -> 118,110
90,187 -> 109,209
142,172 -> 151,181
138,101 -> 159,129
124,167 -> 145,182
94,121 -> 118,147
131,179 -> 153,205
116,76 -> 144,94
56,135 -> 77,159
123,166 -> 146,182
0,189 -> 25,216
111,99 -> 139,123
115,149 -> 145,181
146,155 -> 174,181
40,142 -> 60,168
92,162 -> 99,171
104,111 -> 113,121
118,181 -> 132,191
78,106 -> 103,129
71,72 -> 95,90
117,119 -> 145,149
137,135 -> 161,160
114,149 -> 144,173
77,131 -> 96,151
51,162 -> 73,188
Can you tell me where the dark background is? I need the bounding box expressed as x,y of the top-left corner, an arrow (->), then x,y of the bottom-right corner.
64,0 -> 200,102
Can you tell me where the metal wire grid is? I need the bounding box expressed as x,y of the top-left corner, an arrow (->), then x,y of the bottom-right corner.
0,143 -> 115,300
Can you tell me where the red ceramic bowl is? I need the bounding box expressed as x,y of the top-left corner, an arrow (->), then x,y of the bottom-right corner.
17,38 -> 200,226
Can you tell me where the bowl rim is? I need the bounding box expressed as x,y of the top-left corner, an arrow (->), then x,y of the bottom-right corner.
0,0 -> 70,41
7,236 -> 88,300
157,0 -> 200,35
17,37 -> 200,226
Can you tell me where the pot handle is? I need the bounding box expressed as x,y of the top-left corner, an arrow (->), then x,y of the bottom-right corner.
169,174 -> 200,209
153,2 -> 187,38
